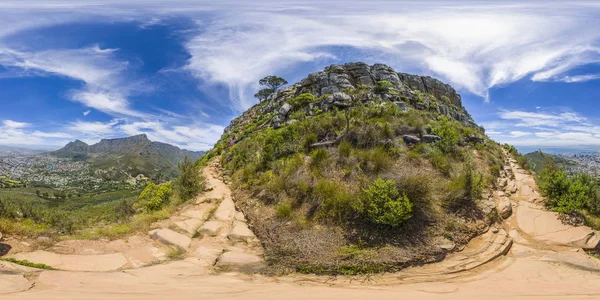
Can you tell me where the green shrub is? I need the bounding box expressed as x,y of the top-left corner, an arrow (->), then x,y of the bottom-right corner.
374,80 -> 394,95
310,149 -> 328,169
137,182 -> 173,212
338,140 -> 352,158
445,166 -> 484,208
314,180 -> 361,223
432,116 -> 461,154
363,178 -> 413,227
304,133 -> 318,152
175,156 -> 204,201
290,93 -> 316,108
538,161 -> 598,214
276,202 -> 293,219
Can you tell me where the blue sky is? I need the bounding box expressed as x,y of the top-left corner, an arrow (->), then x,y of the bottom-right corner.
1,1 -> 600,151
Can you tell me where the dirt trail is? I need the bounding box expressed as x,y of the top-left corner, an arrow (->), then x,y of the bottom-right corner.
3,153 -> 600,299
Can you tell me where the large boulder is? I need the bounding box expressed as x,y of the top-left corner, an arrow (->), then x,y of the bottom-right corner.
422,135 -> 441,143
402,135 -> 421,145
277,102 -> 292,116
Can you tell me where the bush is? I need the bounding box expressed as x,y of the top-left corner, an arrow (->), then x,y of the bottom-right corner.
314,179 -> 361,223
175,156 -> 204,202
338,140 -> 352,158
538,161 -> 598,214
290,93 -> 316,108
445,165 -> 484,208
432,116 -> 461,154
137,182 -> 173,212
276,202 -> 293,219
374,80 -> 394,95
363,178 -> 413,227
310,149 -> 328,168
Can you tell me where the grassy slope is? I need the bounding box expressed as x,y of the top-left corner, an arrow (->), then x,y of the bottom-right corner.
202,91 -> 504,274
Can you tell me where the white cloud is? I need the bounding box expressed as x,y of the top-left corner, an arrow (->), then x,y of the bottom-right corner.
3,120 -> 30,129
69,119 -> 122,136
2,1 -> 600,150
558,74 -> 600,83
509,131 -> 531,138
180,2 -> 600,108
0,119 -> 72,147
489,109 -> 600,147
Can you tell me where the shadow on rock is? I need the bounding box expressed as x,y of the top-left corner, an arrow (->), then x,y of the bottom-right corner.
0,243 -> 12,256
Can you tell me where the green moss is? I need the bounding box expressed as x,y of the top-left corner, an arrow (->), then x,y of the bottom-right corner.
0,257 -> 56,270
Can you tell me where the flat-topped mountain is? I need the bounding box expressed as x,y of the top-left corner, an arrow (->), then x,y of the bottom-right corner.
51,134 -> 204,180
203,62 -> 504,274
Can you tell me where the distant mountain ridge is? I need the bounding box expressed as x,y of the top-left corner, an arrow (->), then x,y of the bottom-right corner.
50,134 -> 204,180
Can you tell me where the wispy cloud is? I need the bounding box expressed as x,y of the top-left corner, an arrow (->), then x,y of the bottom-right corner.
181,2 -> 600,107
486,109 -> 600,147
0,119 -> 72,147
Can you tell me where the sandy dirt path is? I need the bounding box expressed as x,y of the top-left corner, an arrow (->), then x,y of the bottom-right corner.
3,154 -> 600,299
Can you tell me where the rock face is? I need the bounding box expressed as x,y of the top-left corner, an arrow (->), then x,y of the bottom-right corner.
224,62 -> 477,134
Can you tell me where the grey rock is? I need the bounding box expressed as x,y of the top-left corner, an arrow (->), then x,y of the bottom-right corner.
422,135 -> 441,143
278,102 -> 292,116
393,101 -> 408,112
402,135 -> 421,145
272,115 -> 285,129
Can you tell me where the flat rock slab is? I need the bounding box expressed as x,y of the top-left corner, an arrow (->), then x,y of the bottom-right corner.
191,246 -> 223,266
175,218 -> 204,235
149,229 -> 192,250
517,205 -> 600,249
197,220 -> 224,237
181,207 -> 209,220
123,245 -> 167,268
10,250 -> 128,271
214,197 -> 236,222
0,274 -> 31,294
227,222 -> 256,243
216,251 -> 262,267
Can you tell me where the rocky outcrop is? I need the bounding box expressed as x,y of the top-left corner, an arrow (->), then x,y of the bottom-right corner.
224,62 -> 476,135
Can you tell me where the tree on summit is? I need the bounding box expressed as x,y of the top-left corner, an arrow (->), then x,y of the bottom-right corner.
254,75 -> 288,103
259,75 -> 288,92
254,88 -> 274,102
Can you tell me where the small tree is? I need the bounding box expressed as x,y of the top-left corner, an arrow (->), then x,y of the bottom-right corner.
259,75 -> 288,92
254,88 -> 274,102
343,85 -> 369,135
175,156 -> 205,202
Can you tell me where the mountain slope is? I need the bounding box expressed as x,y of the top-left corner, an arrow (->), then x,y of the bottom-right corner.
203,62 -> 504,274
51,134 -> 204,180
524,150 -> 580,173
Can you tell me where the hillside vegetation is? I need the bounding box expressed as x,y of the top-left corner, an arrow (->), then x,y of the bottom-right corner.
201,63 -> 505,274
52,134 -> 204,181
0,156 -> 204,240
